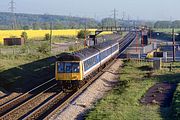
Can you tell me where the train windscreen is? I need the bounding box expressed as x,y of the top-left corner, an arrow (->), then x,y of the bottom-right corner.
57,62 -> 80,73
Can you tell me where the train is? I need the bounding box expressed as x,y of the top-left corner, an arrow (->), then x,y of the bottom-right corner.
55,32 -> 136,90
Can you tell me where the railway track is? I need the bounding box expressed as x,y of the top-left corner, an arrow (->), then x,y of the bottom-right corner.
0,83 -> 58,120
22,55 -> 117,120
23,32 -> 136,120
0,78 -> 56,117
0,32 -> 136,120
0,93 -> 22,106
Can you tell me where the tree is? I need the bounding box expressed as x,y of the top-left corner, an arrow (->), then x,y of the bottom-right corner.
44,33 -> 50,41
172,20 -> 180,28
154,21 -> 172,28
77,30 -> 91,39
23,25 -> 30,30
53,23 -> 64,29
42,22 -> 50,30
21,32 -> 28,40
32,22 -> 40,30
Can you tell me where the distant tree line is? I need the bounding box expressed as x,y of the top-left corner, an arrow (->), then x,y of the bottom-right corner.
0,12 -> 99,30
3,12 -> 180,30
154,20 -> 180,28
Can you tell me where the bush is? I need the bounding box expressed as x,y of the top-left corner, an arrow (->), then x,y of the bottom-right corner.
44,33 -> 50,41
21,32 -> 28,40
77,30 -> 90,39
68,45 -> 75,51
20,46 -> 27,54
172,84 -> 180,118
37,43 -> 49,54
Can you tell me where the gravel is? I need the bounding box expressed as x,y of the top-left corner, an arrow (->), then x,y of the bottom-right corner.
53,59 -> 122,120
0,92 -> 21,106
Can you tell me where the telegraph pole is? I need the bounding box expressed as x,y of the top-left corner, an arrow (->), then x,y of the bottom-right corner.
50,22 -> 53,52
84,20 -> 87,47
172,27 -> 176,62
9,0 -> 16,29
113,9 -> 117,28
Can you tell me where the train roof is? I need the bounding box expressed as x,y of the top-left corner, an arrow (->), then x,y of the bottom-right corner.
57,39 -> 119,61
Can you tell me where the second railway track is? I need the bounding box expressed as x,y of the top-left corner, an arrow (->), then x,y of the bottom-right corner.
0,78 -> 56,118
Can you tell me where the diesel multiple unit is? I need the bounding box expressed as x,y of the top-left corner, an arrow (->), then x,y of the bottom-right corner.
55,32 -> 136,89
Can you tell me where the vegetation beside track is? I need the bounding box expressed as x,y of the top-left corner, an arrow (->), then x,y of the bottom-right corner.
0,36 -> 84,90
172,83 -> 180,118
0,32 -> 125,91
86,60 -> 180,120
153,28 -> 180,33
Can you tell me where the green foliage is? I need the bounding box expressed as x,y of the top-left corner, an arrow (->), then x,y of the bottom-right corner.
154,20 -> 180,28
86,61 -> 180,120
68,44 -> 83,51
0,12 -> 100,30
68,45 -> 74,51
23,25 -> 30,30
44,33 -> 50,41
32,22 -> 40,30
21,31 -> 28,40
154,21 -> 172,28
20,45 -> 27,54
77,30 -> 91,39
101,18 -> 115,27
37,43 -> 50,54
172,84 -> 180,118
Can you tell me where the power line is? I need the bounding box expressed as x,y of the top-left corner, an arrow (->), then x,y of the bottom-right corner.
9,0 -> 16,29
122,11 -> 126,21
9,0 -> 15,13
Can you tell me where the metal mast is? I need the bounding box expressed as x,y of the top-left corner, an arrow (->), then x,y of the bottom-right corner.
9,0 -> 16,29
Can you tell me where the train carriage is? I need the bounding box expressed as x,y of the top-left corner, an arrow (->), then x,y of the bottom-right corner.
55,39 -> 119,90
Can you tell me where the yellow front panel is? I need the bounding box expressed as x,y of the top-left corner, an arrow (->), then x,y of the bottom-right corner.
57,73 -> 81,80
55,61 -> 83,81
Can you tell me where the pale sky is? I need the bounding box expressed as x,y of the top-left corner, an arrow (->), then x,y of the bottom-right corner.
0,0 -> 179,20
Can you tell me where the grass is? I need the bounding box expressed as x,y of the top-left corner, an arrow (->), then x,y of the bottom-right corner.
0,32 -> 127,91
86,60 -> 180,120
0,37 -> 71,89
153,28 -> 180,33
0,35 -> 91,90
172,83 -> 180,118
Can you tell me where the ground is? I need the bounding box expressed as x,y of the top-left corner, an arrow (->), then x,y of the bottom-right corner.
86,60 -> 180,120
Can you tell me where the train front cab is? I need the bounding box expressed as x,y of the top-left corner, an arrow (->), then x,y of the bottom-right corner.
56,61 -> 83,89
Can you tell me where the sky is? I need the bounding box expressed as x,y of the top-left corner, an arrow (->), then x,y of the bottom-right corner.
0,0 -> 180,20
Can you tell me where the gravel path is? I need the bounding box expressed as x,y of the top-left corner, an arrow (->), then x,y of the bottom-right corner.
53,59 -> 122,120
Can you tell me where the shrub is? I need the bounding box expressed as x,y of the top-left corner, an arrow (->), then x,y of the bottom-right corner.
21,32 -> 28,40
37,43 -> 49,54
172,84 -> 180,118
77,30 -> 90,39
44,33 -> 50,41
68,45 -> 74,51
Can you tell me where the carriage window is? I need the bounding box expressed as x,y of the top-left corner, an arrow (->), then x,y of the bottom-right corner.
58,62 -> 64,73
65,63 -> 72,73
72,63 -> 80,73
